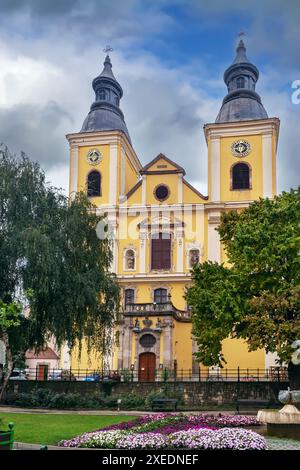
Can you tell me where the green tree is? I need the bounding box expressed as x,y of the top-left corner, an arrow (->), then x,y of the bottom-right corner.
186,189 -> 300,387
0,146 -> 119,400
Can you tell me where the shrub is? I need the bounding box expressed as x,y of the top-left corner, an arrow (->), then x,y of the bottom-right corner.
5,388 -> 146,410
118,394 -> 145,409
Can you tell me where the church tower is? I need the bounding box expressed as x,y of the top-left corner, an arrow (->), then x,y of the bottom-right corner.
66,53 -> 141,275
204,39 -> 280,264
67,53 -> 141,205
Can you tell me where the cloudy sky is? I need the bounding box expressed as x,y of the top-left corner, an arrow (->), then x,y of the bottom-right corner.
0,0 -> 299,194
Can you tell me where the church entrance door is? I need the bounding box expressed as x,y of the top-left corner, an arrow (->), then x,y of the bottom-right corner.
138,352 -> 156,382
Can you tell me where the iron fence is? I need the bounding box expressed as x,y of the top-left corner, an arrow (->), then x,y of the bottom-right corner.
13,366 -> 289,383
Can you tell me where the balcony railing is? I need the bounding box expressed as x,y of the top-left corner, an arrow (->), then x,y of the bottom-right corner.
124,302 -> 192,321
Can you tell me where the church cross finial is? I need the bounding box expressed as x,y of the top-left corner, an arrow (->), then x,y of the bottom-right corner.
103,45 -> 113,55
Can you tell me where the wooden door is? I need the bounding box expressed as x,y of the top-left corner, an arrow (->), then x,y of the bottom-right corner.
38,364 -> 48,381
138,353 -> 156,382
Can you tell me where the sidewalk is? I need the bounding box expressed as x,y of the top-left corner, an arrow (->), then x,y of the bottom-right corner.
0,406 -> 145,415
0,405 -> 238,415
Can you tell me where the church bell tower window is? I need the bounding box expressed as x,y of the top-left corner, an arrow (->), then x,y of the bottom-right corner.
87,170 -> 102,197
231,162 -> 251,190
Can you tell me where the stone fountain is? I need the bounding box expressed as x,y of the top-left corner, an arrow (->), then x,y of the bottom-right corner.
257,389 -> 300,439
257,341 -> 300,439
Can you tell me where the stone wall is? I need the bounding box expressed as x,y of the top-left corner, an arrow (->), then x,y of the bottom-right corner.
5,380 -> 287,407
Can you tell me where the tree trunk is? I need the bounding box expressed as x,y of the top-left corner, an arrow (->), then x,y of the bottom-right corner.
288,361 -> 300,390
0,331 -> 14,403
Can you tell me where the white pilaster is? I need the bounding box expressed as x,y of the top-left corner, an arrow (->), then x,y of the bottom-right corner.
178,174 -> 183,204
60,344 -> 71,369
110,217 -> 118,273
120,146 -> 126,198
142,175 -> 147,205
69,145 -> 79,199
139,232 -> 147,274
207,211 -> 221,263
262,133 -> 273,198
176,237 -> 184,273
109,143 -> 118,204
265,351 -> 281,369
211,137 -> 220,202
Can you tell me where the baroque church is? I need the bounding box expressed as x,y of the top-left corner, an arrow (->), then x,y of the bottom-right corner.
65,39 -> 280,379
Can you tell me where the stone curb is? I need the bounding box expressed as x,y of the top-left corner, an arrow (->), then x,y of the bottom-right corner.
13,442 -> 76,450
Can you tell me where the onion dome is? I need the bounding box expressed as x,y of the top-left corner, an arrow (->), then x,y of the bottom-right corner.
81,54 -> 131,143
215,39 -> 268,123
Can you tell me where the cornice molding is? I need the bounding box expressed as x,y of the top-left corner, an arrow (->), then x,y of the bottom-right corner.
204,117 -> 280,146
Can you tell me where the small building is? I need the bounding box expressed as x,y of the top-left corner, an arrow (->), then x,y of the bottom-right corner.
25,347 -> 59,380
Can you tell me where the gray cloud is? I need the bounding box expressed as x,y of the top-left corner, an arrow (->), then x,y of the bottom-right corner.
0,101 -> 72,168
0,0 -> 298,195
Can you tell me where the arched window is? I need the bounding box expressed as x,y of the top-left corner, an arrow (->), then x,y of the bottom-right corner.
87,171 -> 101,197
125,249 -> 135,270
124,288 -> 134,307
151,232 -> 171,270
236,77 -> 245,89
154,288 -> 168,304
232,163 -> 250,190
189,249 -> 200,268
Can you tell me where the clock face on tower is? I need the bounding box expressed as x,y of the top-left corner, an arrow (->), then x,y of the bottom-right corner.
87,148 -> 102,165
231,140 -> 251,157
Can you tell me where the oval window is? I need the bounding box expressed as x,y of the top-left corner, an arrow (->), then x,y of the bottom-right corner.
139,334 -> 156,348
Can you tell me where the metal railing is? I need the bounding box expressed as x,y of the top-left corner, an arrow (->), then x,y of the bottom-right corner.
14,366 -> 289,383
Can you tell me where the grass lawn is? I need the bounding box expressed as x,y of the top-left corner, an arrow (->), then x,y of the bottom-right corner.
0,413 -> 133,445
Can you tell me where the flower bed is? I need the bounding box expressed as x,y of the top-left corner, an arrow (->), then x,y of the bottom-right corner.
59,413 -> 265,450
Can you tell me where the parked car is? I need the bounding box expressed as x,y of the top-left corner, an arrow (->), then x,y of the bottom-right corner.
103,372 -> 121,382
82,373 -> 101,382
9,369 -> 28,380
48,369 -> 76,381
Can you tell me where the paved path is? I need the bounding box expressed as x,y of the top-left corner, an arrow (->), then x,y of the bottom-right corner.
0,406 -> 144,415
0,406 -> 237,416
14,438 -> 300,451
266,437 -> 300,450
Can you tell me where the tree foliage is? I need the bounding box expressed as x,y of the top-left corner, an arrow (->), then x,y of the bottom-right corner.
0,146 -> 119,398
186,189 -> 300,367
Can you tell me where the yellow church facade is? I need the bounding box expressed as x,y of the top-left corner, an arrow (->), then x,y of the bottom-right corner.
65,40 -> 280,378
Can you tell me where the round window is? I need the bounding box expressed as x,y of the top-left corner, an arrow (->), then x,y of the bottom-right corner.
154,185 -> 169,202
139,334 -> 156,349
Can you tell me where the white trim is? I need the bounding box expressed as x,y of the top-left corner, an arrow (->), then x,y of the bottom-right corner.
265,351 -> 280,368
65,130 -> 142,174
210,137 -> 220,202
118,274 -> 192,283
176,237 -> 184,273
142,175 -> 147,205
109,143 -> 118,205
204,118 -> 280,144
178,174 -> 183,204
207,211 -> 221,263
120,146 -> 126,198
60,344 -> 71,369
139,231 -> 147,274
69,145 -> 78,199
262,133 -> 273,198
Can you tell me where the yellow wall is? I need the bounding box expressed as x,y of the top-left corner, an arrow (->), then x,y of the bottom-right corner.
220,134 -> 263,202
173,322 -> 193,370
222,338 -> 265,370
77,144 -> 110,204
68,120 -> 279,373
